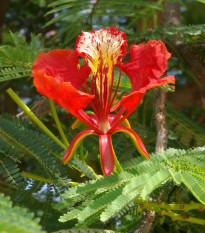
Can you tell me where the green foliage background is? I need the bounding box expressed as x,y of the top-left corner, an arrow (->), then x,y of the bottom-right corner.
0,0 -> 205,232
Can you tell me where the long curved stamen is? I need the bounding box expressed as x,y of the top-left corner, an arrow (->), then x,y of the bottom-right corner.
81,83 -> 99,118
94,74 -> 103,121
90,75 -> 101,121
101,72 -> 106,122
100,63 -> 103,111
109,69 -> 122,111
107,61 -> 115,112
84,80 -> 99,118
109,106 -> 126,131
104,72 -> 110,121
104,70 -> 108,112
78,109 -> 102,134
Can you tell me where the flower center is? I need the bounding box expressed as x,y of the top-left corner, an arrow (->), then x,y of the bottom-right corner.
99,119 -> 110,133
75,27 -> 127,132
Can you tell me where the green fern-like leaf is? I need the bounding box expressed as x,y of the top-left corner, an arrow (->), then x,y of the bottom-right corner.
45,0 -> 162,45
59,148 -> 205,225
129,24 -> 205,43
70,158 -> 99,179
167,104 -> 205,147
100,188 -> 140,222
0,114 -> 69,186
0,32 -> 43,82
168,168 -> 182,185
53,229 -> 120,233
0,193 -> 45,233
140,169 -> 170,200
0,138 -> 23,188
78,185 -> 125,222
181,172 -> 205,204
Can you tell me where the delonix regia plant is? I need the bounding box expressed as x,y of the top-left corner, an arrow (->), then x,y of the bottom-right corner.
1,27 -> 205,233
31,27 -> 175,175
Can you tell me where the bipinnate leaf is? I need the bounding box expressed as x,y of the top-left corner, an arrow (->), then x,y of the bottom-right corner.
181,172 -> 205,204
0,193 -> 45,233
140,169 -> 170,200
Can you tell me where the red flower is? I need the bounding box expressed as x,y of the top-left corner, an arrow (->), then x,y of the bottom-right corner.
31,27 -> 175,175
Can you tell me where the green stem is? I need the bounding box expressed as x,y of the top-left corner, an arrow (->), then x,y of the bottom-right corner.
49,99 -> 69,148
153,11 -> 158,28
90,0 -> 99,29
7,88 -> 107,180
7,88 -> 67,151
79,143 -> 85,162
114,152 -> 123,172
161,210 -> 205,225
142,18 -> 147,31
22,171 -> 52,183
22,171 -> 79,186
137,198 -> 205,212
135,198 -> 205,225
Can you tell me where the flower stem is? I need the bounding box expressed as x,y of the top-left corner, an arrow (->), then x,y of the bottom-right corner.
49,99 -> 69,148
22,171 -> 52,183
114,152 -> 123,172
22,171 -> 79,186
79,143 -> 85,162
7,88 -> 67,151
153,11 -> 158,28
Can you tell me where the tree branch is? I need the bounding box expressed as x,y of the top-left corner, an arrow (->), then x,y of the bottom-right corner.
155,90 -> 168,153
134,1 -> 180,232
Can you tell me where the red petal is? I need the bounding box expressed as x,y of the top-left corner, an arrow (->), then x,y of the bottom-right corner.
119,40 -> 175,92
116,91 -> 144,113
146,75 -> 175,90
111,125 -> 149,160
63,129 -> 97,164
110,41 -> 175,127
99,134 -> 115,175
32,49 -> 91,89
31,70 -> 94,119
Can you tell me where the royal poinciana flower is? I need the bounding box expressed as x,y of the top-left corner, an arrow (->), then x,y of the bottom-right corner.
31,27 -> 175,175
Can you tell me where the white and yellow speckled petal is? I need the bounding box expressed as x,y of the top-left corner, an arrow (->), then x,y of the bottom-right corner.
75,27 -> 127,72
75,27 -> 127,91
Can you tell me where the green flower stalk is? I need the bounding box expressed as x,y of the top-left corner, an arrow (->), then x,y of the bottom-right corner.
7,88 -> 67,151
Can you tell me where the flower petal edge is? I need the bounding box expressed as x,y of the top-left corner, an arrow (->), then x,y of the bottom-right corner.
63,129 -> 97,164
112,125 -> 149,160
31,70 -> 94,120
